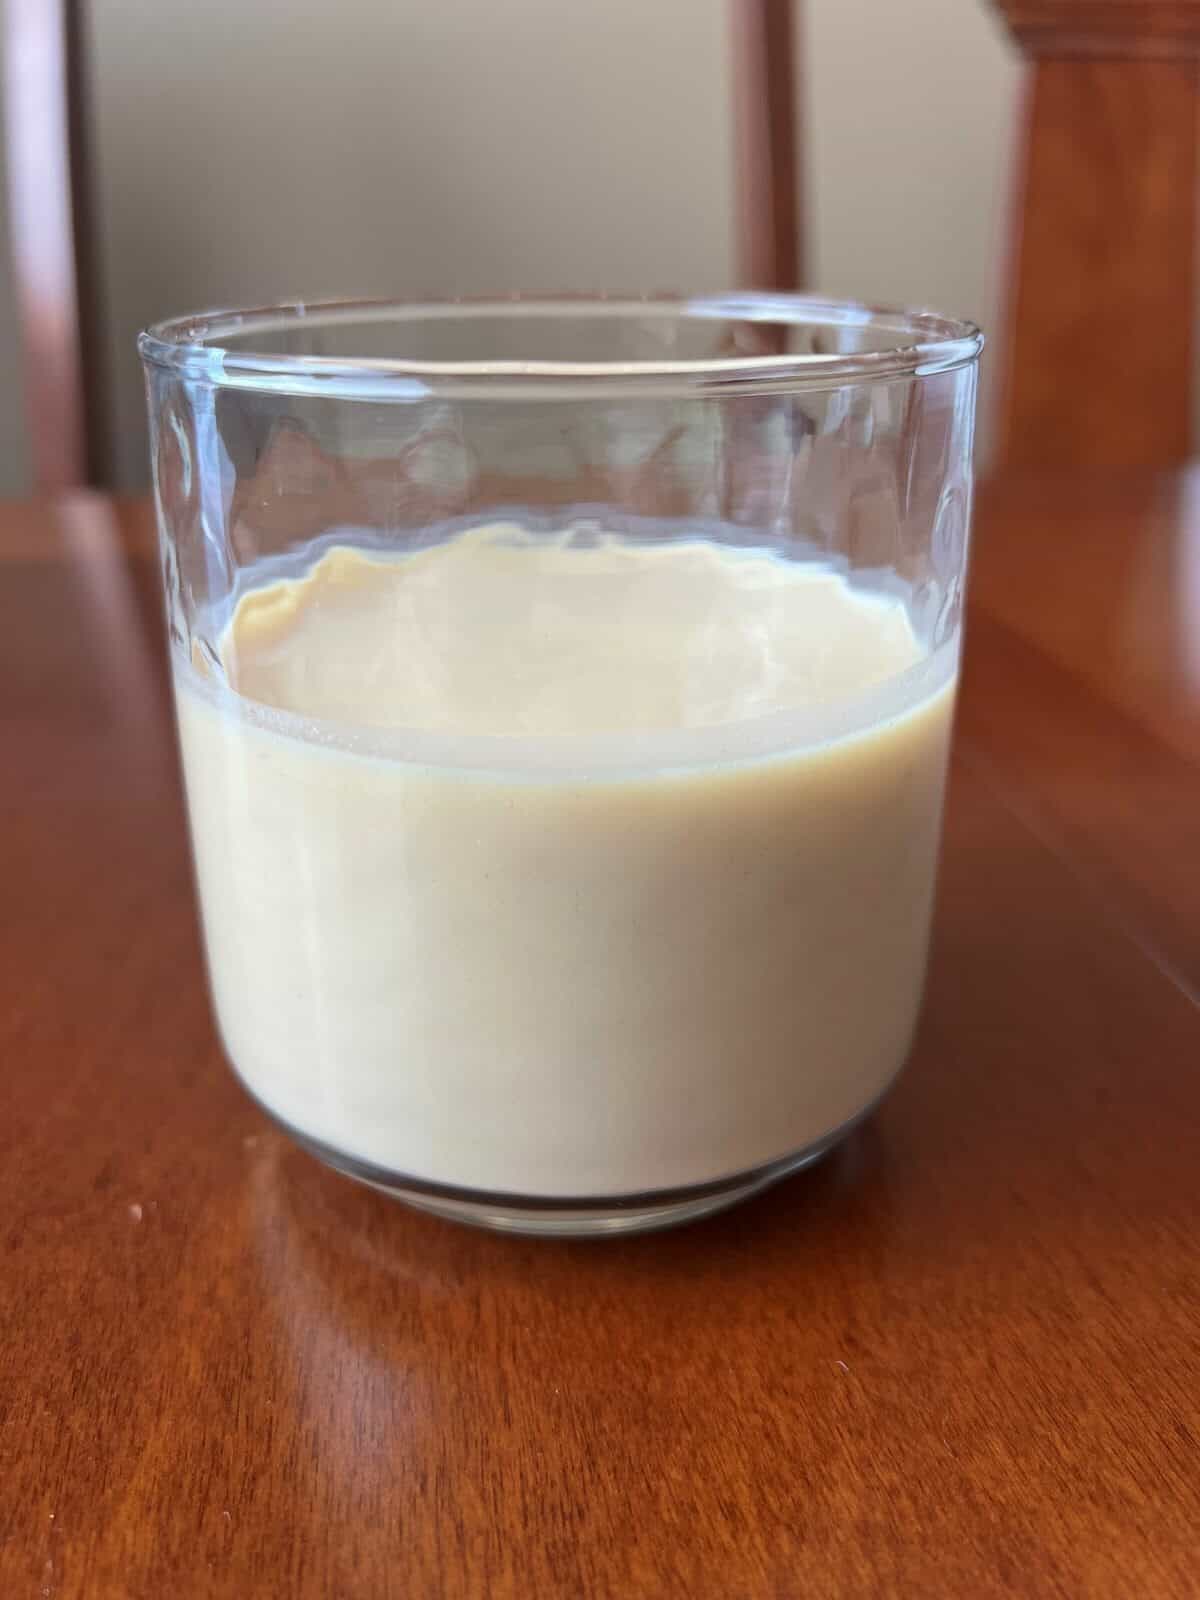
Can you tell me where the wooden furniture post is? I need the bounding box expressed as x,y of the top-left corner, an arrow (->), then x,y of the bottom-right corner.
2,0 -> 103,490
729,0 -> 802,292
991,1 -> 1200,468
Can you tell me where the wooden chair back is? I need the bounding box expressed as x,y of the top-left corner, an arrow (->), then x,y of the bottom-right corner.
992,1 -> 1199,468
730,0 -> 802,292
2,0 -> 103,491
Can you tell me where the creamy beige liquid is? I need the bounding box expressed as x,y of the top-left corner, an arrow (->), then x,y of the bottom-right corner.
175,525 -> 956,1196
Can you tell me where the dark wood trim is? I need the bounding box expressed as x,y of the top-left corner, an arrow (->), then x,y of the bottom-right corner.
65,0 -> 108,486
2,0 -> 92,489
729,0 -> 801,291
995,0 -> 1200,58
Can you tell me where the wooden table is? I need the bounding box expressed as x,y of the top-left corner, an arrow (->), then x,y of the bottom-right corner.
2,473 -> 1198,1598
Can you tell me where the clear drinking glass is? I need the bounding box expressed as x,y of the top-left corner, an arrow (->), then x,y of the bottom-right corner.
140,296 -> 981,1236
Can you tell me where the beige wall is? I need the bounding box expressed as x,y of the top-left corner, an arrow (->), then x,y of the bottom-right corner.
805,0 -> 1019,454
87,0 -> 737,488
0,0 -> 1018,491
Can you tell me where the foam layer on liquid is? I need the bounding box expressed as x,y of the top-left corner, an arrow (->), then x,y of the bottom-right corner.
220,526 -> 928,741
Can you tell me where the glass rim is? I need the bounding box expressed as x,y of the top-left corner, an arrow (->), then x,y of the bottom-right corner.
137,292 -> 983,401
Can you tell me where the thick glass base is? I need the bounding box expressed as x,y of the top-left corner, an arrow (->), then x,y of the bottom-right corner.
272,1103 -> 878,1236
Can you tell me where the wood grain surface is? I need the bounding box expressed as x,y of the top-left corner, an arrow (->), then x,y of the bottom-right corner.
2,478 -> 1199,1598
